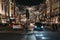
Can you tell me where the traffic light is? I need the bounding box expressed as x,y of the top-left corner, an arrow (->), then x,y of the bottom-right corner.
26,9 -> 29,19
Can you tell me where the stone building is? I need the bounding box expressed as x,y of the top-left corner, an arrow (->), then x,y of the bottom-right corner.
0,0 -> 19,23
38,0 -> 60,30
46,0 -> 60,24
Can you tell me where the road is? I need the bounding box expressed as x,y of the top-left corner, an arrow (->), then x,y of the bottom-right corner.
34,31 -> 60,40
0,31 -> 60,40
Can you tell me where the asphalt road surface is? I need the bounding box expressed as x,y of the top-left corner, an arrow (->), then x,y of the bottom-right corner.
0,31 -> 60,40
34,31 -> 60,40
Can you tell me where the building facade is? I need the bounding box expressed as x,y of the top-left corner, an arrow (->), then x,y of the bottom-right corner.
0,0 -> 19,23
46,0 -> 60,24
38,0 -> 60,30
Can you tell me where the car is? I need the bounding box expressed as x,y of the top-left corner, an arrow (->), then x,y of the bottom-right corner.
34,22 -> 45,31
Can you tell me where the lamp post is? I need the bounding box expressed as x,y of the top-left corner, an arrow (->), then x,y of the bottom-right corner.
25,9 -> 30,31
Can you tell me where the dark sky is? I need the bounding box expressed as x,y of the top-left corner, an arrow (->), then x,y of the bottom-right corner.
15,0 -> 46,6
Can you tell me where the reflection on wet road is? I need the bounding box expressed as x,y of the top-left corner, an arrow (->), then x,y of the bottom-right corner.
0,31 -> 60,40
34,31 -> 60,40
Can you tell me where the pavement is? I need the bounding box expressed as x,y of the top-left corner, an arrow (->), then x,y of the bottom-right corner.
0,31 -> 36,40
0,31 -> 60,40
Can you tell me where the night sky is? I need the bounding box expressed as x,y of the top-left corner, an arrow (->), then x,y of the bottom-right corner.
15,0 -> 46,6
